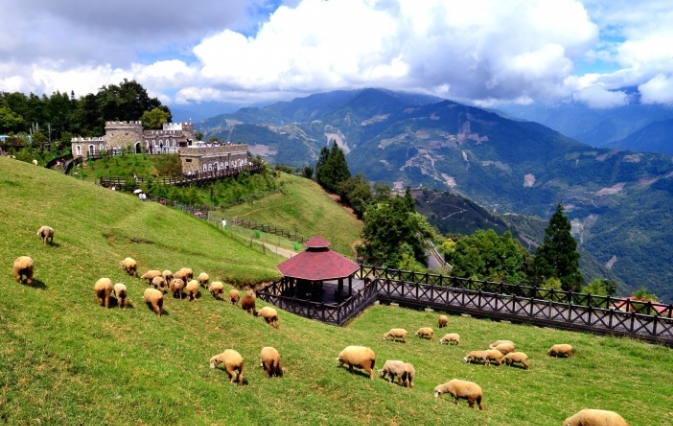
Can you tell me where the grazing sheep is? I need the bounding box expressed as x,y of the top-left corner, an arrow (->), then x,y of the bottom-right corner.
209,281 -> 224,300
151,276 -> 167,293
32,159 -> 38,165
174,267 -> 193,282
141,270 -> 162,284
502,352 -> 529,370
488,340 -> 513,349
492,342 -> 515,355
415,327 -> 434,340
198,272 -> 210,288
241,295 -> 257,315
210,349 -> 244,384
113,283 -> 128,308
378,360 -> 415,388
259,347 -> 283,378
439,333 -> 460,345
36,226 -> 54,245
401,362 -> 416,388
143,288 -> 163,316
258,306 -> 279,328
383,328 -> 407,343
120,257 -> 137,277
548,344 -> 574,358
463,350 -> 490,365
169,278 -> 185,299
485,349 -> 503,366
161,269 -> 173,283
337,346 -> 376,380
434,379 -> 484,410
94,278 -> 113,308
438,314 -> 448,328
563,409 -> 629,426
13,256 -> 34,286
185,280 -> 200,302
228,289 -> 240,305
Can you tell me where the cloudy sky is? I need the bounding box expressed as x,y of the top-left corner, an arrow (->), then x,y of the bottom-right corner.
0,0 -> 671,109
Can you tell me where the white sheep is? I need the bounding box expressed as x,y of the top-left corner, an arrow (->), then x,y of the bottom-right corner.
162,269 -> 173,283
415,327 -> 434,340
169,278 -> 185,299
151,276 -> 167,293
434,379 -> 484,410
94,278 -> 113,308
337,346 -> 376,380
210,349 -> 244,384
563,409 -> 629,426
259,347 -> 283,378
463,350 -> 490,365
492,342 -> 515,355
439,333 -> 460,345
141,270 -> 162,284
143,288 -> 163,316
488,340 -> 513,349
209,281 -> 224,299
438,315 -> 448,328
13,256 -> 34,286
502,352 -> 529,370
378,360 -> 415,388
548,344 -> 574,358
198,272 -> 210,288
383,328 -> 407,343
185,279 -> 200,301
36,226 -> 54,245
174,268 -> 193,283
258,306 -> 279,328
120,257 -> 137,277
400,362 -> 415,388
228,289 -> 240,305
113,283 -> 128,308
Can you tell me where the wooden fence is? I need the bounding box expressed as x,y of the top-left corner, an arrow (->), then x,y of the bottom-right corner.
98,164 -> 262,189
232,218 -> 306,243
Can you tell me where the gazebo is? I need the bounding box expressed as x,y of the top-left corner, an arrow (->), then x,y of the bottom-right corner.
277,236 -> 360,302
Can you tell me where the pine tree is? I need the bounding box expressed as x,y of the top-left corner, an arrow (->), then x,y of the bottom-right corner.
315,146 -> 331,189
326,140 -> 351,191
534,203 -> 583,291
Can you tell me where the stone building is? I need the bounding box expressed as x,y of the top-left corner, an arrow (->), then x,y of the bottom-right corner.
179,144 -> 250,175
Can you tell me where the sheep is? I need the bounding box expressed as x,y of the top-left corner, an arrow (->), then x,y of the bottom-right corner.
383,328 -> 407,343
439,333 -> 460,345
485,349 -> 503,366
174,267 -> 193,282
120,257 -> 137,277
502,352 -> 529,370
438,314 -> 448,328
198,272 -> 210,288
36,226 -> 54,245
209,281 -> 224,300
415,327 -> 434,340
94,278 -> 113,308
241,294 -> 257,315
400,362 -> 416,388
113,283 -> 128,308
141,270 -> 162,284
258,306 -> 279,328
488,340 -> 513,349
492,342 -> 515,355
151,276 -> 167,293
259,346 -> 283,378
563,409 -> 629,426
32,159 -> 38,165
169,278 -> 185,299
228,289 -> 240,305
143,288 -> 163,316
13,256 -> 34,286
463,350 -> 490,365
185,280 -> 200,302
548,344 -> 574,358
378,360 -> 415,388
337,346 -> 376,380
161,269 -> 173,283
434,379 -> 484,410
210,349 -> 244,384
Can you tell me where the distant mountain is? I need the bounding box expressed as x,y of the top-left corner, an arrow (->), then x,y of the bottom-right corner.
605,118 -> 673,154
197,88 -> 673,301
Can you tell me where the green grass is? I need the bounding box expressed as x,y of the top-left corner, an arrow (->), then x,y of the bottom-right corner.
1,157 -> 672,425
222,173 -> 363,256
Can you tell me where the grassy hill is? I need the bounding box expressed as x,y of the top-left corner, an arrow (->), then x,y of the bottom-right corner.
1,157 -> 673,425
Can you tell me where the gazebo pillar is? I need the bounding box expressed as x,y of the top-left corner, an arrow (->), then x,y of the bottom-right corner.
348,275 -> 353,296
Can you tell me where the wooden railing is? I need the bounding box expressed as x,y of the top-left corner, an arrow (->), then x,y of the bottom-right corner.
98,164 -> 262,189
232,218 -> 306,243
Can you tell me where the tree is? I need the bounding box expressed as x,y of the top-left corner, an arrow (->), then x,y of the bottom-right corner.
141,108 -> 170,130
208,136 -> 219,143
0,106 -> 24,133
315,141 -> 350,193
302,166 -> 314,179
194,131 -> 204,141
336,173 -> 373,218
534,203 -> 582,291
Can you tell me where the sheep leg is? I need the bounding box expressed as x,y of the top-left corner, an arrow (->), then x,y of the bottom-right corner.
104,294 -> 110,309
468,397 -> 475,408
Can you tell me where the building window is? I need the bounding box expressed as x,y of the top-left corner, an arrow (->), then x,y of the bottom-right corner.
186,159 -> 192,163
203,164 -> 207,172
75,145 -> 81,155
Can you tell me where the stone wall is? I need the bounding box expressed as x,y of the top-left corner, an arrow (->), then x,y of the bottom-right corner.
71,137 -> 106,158
180,144 -> 249,175
104,121 -> 143,150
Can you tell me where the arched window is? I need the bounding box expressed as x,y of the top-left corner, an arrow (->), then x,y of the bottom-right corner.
99,143 -> 105,152
203,164 -> 207,172
75,145 -> 81,155
88,145 -> 95,156
208,163 -> 213,171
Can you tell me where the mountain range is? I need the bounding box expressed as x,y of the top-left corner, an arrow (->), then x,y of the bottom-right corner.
196,89 -> 673,301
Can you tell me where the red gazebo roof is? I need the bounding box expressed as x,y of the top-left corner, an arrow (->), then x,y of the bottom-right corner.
277,236 -> 358,281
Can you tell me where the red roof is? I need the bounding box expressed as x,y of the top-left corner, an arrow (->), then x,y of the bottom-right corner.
304,236 -> 331,249
277,244 -> 359,281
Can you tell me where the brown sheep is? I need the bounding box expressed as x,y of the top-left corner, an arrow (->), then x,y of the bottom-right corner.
174,267 -> 193,282
434,379 -> 484,410
563,409 -> 629,426
36,226 -> 54,245
502,352 -> 529,370
228,289 -> 240,305
161,269 -> 173,283
94,278 -> 113,308
143,288 -> 163,316
169,278 -> 185,299
259,346 -> 283,378
198,272 -> 210,288
209,281 -> 224,300
210,349 -> 244,384
438,314 -> 448,328
258,306 -> 279,328
439,333 -> 460,345
185,280 -> 200,302
13,256 -> 34,286
492,342 -> 515,355
415,327 -> 434,340
113,283 -> 128,308
548,344 -> 574,358
120,257 -> 137,277
463,350 -> 490,365
241,294 -> 257,315
337,346 -> 376,380
141,270 -> 162,284
485,349 -> 503,366
488,340 -> 513,349
383,328 -> 407,343
151,276 -> 167,293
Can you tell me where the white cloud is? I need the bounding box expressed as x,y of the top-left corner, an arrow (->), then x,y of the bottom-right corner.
572,85 -> 629,108
639,74 -> 673,105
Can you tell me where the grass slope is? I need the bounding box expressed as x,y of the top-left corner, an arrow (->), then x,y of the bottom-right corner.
222,173 -> 363,256
1,158 -> 672,425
